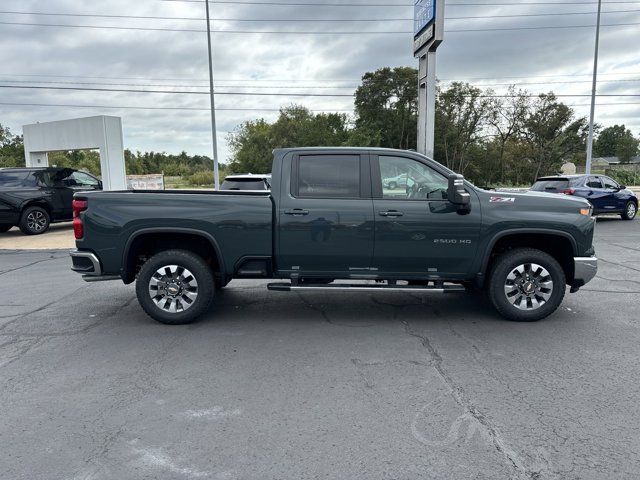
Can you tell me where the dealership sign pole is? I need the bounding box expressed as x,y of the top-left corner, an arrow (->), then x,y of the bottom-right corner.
414,0 -> 444,158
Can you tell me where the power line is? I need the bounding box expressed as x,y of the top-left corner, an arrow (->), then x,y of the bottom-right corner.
2,8 -> 640,21
0,102 -> 354,112
2,84 -> 640,98
1,19 -> 640,33
3,77 -> 640,90
157,0 -> 640,5
2,70 -> 640,83
0,101 -> 638,112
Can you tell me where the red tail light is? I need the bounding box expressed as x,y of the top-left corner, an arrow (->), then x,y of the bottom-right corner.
72,199 -> 88,239
562,188 -> 575,195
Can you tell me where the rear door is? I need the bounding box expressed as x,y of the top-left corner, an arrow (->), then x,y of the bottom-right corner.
371,153 -> 482,277
278,152 -> 375,275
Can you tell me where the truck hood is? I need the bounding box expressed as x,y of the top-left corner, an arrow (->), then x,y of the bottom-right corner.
479,188 -> 591,211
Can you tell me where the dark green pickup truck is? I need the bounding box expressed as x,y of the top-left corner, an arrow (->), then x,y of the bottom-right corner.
70,147 -> 597,324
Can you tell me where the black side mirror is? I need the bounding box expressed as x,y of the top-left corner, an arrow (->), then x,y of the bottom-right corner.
448,174 -> 470,206
619,185 -> 626,190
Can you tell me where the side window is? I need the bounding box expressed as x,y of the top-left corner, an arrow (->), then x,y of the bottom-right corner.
602,177 -> 619,190
586,177 -> 602,189
69,172 -> 99,187
0,172 -> 28,187
297,155 -> 360,198
378,155 -> 448,200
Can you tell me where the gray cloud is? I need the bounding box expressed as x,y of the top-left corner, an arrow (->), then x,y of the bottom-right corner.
1,0 -> 639,163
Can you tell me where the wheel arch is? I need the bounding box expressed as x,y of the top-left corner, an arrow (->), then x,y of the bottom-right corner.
481,229 -> 577,285
122,227 -> 226,284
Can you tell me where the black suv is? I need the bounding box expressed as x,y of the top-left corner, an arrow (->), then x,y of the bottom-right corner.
0,167 -> 102,235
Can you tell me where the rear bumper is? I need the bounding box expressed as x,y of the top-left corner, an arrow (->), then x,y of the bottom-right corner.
70,249 -> 102,275
572,256 -> 598,288
70,250 -> 120,282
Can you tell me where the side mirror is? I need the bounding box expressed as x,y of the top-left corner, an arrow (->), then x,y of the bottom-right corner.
97,181 -> 103,190
448,174 -> 470,206
619,185 -> 627,191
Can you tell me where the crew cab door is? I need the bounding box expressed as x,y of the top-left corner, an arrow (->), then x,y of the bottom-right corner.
277,152 -> 375,275
371,153 -> 482,277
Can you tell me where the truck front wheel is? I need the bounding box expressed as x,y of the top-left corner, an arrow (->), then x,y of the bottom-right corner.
488,248 -> 566,322
136,249 -> 215,325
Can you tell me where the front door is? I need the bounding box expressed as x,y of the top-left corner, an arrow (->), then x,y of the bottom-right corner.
278,152 -> 375,276
371,154 -> 482,277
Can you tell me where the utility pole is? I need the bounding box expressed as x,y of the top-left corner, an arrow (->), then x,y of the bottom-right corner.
205,0 -> 220,190
585,0 -> 602,175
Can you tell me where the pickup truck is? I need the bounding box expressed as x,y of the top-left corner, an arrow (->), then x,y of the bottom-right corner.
70,147 -> 598,325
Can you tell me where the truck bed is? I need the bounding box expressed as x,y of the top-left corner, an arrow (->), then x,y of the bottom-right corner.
76,189 -> 274,280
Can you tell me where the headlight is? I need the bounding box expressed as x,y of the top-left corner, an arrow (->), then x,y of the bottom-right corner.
580,206 -> 593,216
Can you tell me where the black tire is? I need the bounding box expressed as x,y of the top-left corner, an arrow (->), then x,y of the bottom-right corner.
19,206 -> 50,235
488,248 -> 566,322
135,249 -> 215,325
388,181 -> 397,190
0,224 -> 12,233
621,201 -> 637,221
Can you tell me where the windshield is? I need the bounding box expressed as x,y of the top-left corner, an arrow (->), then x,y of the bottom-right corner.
221,179 -> 268,191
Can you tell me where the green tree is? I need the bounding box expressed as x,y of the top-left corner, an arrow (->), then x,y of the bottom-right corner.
434,82 -> 496,174
0,124 -> 25,168
227,105 -> 351,173
594,124 -> 640,163
520,93 -> 588,179
353,67 -> 418,149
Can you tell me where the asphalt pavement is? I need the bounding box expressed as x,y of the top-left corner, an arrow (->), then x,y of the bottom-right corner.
1,217 -> 639,480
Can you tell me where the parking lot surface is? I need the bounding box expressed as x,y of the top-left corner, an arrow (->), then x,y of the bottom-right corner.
1,218 -> 639,480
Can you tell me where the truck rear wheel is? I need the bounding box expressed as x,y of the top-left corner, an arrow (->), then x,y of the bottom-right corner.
488,248 -> 565,322
135,249 -> 215,325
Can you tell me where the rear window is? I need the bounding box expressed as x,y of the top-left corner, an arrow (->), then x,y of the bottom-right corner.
0,171 -> 30,187
296,155 -> 360,198
531,179 -> 576,192
221,179 -> 268,191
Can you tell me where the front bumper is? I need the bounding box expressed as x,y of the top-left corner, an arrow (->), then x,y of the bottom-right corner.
572,256 -> 598,288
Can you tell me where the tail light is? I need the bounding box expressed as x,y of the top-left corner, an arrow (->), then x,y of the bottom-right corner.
72,199 -> 88,239
562,188 -> 575,195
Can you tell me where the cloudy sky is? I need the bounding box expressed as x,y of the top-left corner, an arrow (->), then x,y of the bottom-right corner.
1,0 -> 639,163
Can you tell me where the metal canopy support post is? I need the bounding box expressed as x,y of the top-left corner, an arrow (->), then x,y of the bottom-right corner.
205,0 -> 220,190
585,0 -> 602,176
414,0 -> 444,158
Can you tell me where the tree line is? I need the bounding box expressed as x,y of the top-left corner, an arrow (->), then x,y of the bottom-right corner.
2,66 -> 639,187
228,67 -> 640,187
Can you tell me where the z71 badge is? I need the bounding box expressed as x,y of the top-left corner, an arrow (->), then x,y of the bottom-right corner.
490,196 -> 516,203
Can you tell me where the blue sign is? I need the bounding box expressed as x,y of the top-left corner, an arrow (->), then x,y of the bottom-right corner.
414,0 -> 436,37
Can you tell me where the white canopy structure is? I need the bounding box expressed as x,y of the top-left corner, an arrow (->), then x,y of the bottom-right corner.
23,115 -> 126,190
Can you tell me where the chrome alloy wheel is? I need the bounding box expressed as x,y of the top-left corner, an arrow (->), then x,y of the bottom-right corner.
503,263 -> 553,311
27,210 -> 47,232
627,202 -> 637,219
148,265 -> 198,313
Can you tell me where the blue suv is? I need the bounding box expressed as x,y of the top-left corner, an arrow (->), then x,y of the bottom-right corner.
531,174 -> 638,220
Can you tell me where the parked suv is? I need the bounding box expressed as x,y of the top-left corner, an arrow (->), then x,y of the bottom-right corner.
0,167 -> 102,234
531,174 -> 637,220
220,174 -> 271,191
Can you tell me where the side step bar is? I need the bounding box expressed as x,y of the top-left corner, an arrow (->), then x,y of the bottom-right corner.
267,282 -> 466,293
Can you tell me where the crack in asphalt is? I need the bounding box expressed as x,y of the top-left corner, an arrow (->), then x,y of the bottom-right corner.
0,253 -> 67,276
400,318 -> 538,480
295,291 -> 376,327
598,257 -> 640,274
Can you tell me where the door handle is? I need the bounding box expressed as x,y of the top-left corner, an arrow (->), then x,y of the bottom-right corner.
379,210 -> 404,217
284,208 -> 309,216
